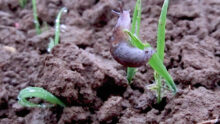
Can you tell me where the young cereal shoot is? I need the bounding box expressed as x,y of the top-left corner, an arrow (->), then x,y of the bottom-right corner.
32,0 -> 41,34
18,87 -> 66,108
19,0 -> 41,34
47,7 -> 68,53
110,0 -> 177,100
127,0 -> 142,83
153,0 -> 170,103
19,0 -> 27,8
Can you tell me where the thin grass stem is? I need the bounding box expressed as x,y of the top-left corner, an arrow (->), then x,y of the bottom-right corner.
19,0 -> 27,8
32,0 -> 41,35
136,0 -> 141,37
47,7 -> 67,52
18,87 -> 66,108
157,0 -> 169,61
54,7 -> 67,45
127,0 -> 142,83
149,54 -> 177,93
154,0 -> 170,103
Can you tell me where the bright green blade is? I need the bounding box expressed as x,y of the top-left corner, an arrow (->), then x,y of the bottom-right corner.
54,7 -> 67,45
47,38 -> 55,52
32,0 -> 41,34
124,30 -> 150,49
157,0 -> 169,61
47,7 -> 67,53
136,0 -> 141,36
19,0 -> 27,8
149,54 -> 177,93
131,0 -> 141,34
127,67 -> 136,83
127,0 -> 142,83
18,87 -> 66,108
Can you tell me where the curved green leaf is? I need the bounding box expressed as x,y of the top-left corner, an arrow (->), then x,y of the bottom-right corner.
18,87 -> 66,108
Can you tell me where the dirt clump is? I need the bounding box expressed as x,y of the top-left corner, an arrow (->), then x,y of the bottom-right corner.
0,0 -> 220,123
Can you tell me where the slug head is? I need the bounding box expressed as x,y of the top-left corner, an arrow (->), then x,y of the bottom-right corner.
111,9 -> 131,45
115,10 -> 131,30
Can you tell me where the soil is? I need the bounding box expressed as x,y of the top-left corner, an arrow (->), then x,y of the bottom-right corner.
0,0 -> 220,124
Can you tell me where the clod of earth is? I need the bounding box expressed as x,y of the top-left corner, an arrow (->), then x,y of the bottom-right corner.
0,0 -> 220,123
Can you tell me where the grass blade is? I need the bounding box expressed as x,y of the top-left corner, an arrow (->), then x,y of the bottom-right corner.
54,7 -> 67,45
154,71 -> 162,102
157,0 -> 169,61
154,0 -> 176,103
47,38 -> 55,52
32,0 -> 41,34
127,67 -> 136,83
127,0 -> 142,83
136,0 -> 141,37
19,0 -> 27,8
131,0 -> 141,34
18,87 -> 66,108
149,54 -> 177,93
124,30 -> 150,49
47,7 -> 67,53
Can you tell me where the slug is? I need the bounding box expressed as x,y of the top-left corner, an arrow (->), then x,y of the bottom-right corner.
110,10 -> 155,67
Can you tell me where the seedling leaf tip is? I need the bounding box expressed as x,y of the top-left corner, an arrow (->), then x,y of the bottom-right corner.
18,87 -> 66,108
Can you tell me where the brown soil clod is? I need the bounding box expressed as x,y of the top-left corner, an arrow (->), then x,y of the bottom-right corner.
0,0 -> 220,123
97,96 -> 123,123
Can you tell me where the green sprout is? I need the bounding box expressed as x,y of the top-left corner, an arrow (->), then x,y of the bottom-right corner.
125,0 -> 177,101
32,0 -> 41,34
153,0 -> 169,103
18,87 -> 66,108
19,0 -> 67,51
47,7 -> 67,52
19,0 -> 27,8
126,0 -> 142,83
19,0 -> 41,34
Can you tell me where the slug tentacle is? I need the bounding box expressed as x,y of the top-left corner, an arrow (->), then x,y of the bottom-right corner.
110,9 -> 154,67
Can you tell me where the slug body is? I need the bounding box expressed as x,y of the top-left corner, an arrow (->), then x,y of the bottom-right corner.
110,10 -> 154,67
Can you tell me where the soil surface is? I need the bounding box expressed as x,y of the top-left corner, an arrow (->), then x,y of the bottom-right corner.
0,0 -> 220,124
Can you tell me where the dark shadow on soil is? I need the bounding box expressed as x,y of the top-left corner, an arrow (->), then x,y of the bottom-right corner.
97,76 -> 126,101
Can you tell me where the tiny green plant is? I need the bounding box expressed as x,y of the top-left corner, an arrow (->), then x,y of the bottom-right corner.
32,0 -> 41,34
19,0 -> 27,8
47,7 -> 67,52
153,0 -> 170,103
110,0 -> 177,101
19,0 -> 41,34
18,87 -> 66,108
127,0 -> 142,83
128,0 -> 176,101
19,0 -> 67,51
17,8 -> 68,108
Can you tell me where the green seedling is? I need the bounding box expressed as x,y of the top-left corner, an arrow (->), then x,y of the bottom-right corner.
47,7 -> 67,52
32,0 -> 41,34
153,0 -> 170,103
19,0 -> 67,50
19,0 -> 41,34
19,0 -> 27,8
18,87 -> 66,108
110,0 -> 177,101
127,0 -> 142,83
127,0 -> 176,102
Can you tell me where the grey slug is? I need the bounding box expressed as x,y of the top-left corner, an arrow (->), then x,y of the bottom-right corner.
110,10 -> 155,67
